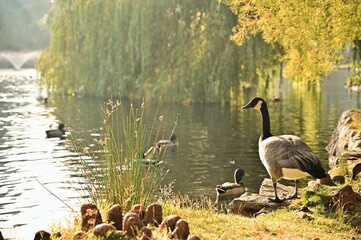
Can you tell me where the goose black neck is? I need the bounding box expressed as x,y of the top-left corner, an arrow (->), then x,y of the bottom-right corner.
260,102 -> 272,140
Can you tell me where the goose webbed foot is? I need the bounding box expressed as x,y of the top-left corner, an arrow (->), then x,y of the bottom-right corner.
285,180 -> 299,200
285,192 -> 298,200
268,196 -> 284,203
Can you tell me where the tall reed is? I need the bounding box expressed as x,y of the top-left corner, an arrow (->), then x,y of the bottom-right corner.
79,98 -> 171,210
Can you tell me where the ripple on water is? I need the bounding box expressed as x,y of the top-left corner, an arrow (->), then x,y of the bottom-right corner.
0,69 -> 86,239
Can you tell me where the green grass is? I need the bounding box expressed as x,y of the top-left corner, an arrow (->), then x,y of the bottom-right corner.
50,201 -> 361,240
74,98 -> 176,210
348,109 -> 361,130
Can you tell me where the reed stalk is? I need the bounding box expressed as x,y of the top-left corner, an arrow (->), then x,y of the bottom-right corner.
78,98 -> 172,210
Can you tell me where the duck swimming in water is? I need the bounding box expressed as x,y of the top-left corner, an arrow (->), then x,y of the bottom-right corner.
156,134 -> 178,149
46,123 -> 66,139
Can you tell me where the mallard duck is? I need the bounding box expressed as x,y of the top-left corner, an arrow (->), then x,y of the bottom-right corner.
142,134 -> 178,160
142,145 -> 161,159
46,123 -> 66,139
156,134 -> 178,149
242,97 -> 326,202
215,168 -> 246,201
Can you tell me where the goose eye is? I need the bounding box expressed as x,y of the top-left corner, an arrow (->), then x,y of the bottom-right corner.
254,100 -> 263,110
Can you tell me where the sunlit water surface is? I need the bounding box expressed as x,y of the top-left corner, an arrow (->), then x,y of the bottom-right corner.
0,68 -> 360,239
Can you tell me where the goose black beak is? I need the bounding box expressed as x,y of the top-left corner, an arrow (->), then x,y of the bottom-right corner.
241,103 -> 251,109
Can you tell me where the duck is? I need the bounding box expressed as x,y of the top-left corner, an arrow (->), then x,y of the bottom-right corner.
215,168 -> 247,201
36,96 -> 48,103
142,145 -> 162,160
46,123 -> 66,139
141,145 -> 163,166
271,96 -> 281,102
156,133 -> 178,149
142,134 -> 178,159
242,97 -> 326,203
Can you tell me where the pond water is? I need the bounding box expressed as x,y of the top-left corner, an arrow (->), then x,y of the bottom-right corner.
0,68 -> 360,238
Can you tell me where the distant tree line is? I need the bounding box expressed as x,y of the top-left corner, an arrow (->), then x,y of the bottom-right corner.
37,0 -> 361,102
37,0 -> 280,103
0,0 -> 51,51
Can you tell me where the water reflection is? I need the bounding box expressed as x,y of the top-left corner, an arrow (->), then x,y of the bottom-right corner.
0,68 -> 360,238
0,69 -> 85,239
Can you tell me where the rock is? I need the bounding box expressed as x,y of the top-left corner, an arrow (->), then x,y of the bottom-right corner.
341,151 -> 361,159
107,204 -> 123,230
160,214 -> 181,232
93,223 -> 119,238
80,203 -> 103,232
317,173 -> 336,186
122,212 -> 144,237
0,231 -> 3,240
34,230 -> 51,240
294,206 -> 313,221
130,204 -> 146,220
140,226 -> 152,240
72,231 -> 87,240
187,234 -> 201,240
331,185 -> 357,210
143,203 -> 163,227
332,175 -> 345,184
352,162 -> 361,179
327,110 -> 361,166
228,178 -> 293,216
259,178 -> 296,197
171,219 -> 190,240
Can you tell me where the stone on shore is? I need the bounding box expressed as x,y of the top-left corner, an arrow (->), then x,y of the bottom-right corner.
143,202 -> 163,227
107,203 -> 123,230
80,203 -> 103,232
122,212 -> 144,237
228,178 -> 295,216
327,109 -> 361,167
92,223 -> 120,238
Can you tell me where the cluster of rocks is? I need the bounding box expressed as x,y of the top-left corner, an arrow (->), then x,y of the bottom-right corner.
327,109 -> 361,178
32,202 -> 201,240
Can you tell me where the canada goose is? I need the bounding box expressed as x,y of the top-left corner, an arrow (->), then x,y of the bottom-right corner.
46,123 -> 66,139
215,168 -> 246,201
242,97 -> 326,203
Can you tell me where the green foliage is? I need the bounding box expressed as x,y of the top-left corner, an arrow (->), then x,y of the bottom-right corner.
76,98 -> 170,210
301,186 -> 333,208
222,0 -> 361,82
37,0 -> 281,103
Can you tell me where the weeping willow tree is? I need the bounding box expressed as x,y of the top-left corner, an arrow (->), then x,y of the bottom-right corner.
221,0 -> 361,82
37,0 -> 281,103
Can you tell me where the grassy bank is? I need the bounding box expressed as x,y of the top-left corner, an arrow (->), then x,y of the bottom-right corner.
50,100 -> 361,239
51,199 -> 361,240
161,203 -> 360,240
